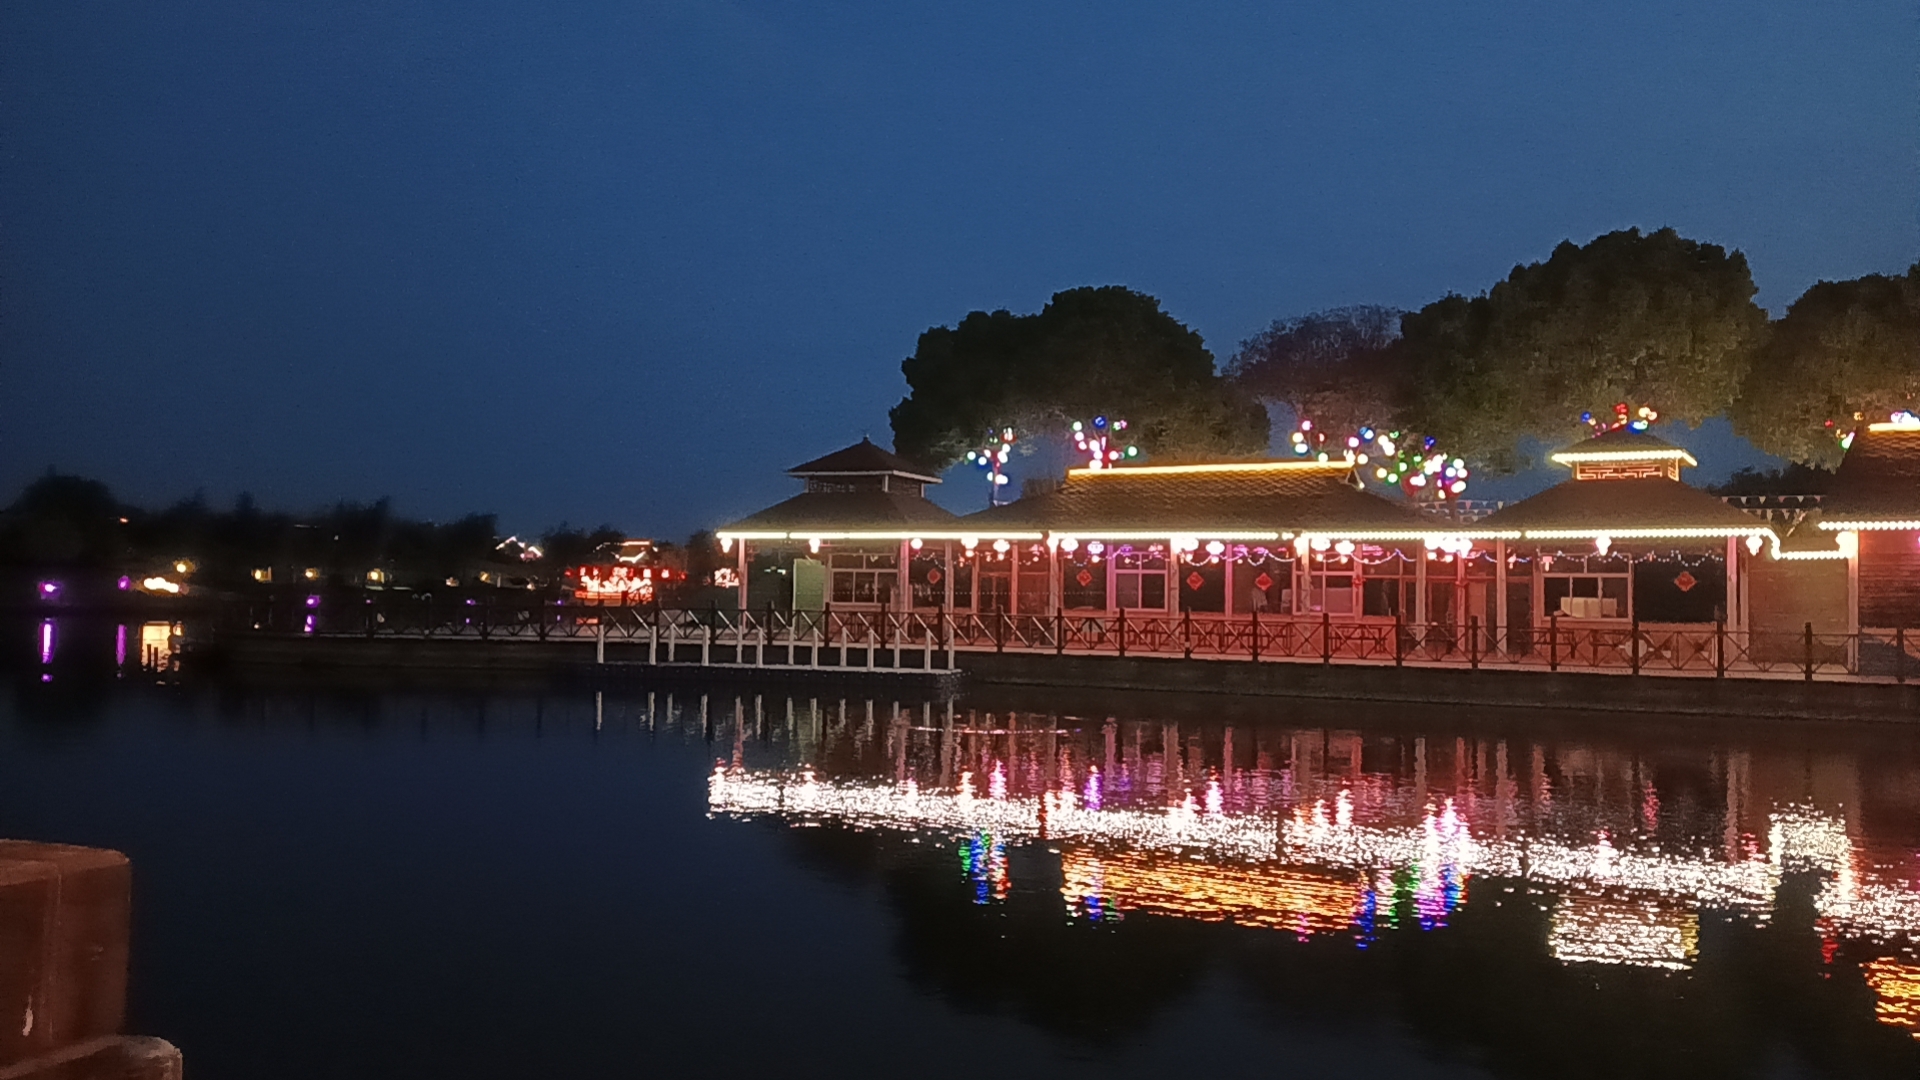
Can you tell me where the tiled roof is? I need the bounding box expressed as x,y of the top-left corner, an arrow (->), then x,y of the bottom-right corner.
720,491 -> 958,534
788,439 -> 939,482
956,463 -> 1431,535
1475,477 -> 1766,534
1552,428 -> 1686,456
1820,427 -> 1920,523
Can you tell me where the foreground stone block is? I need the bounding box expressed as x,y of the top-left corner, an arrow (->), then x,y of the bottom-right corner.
0,1035 -> 182,1080
0,844 -> 132,1068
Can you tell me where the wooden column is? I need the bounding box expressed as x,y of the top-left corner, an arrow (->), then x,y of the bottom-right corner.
898,539 -> 911,611
1493,540 -> 1507,643
736,540 -> 749,612
1724,535 -> 1741,631
942,541 -> 955,611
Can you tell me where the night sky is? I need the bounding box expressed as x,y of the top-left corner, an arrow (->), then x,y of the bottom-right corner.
3,2 -> 1914,539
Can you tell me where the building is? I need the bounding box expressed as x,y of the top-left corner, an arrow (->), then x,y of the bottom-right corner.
715,422 -> 1920,672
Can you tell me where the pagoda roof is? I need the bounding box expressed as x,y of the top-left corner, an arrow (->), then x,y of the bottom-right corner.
1548,428 -> 1698,468
788,439 -> 940,483
1475,477 -> 1768,539
718,490 -> 961,539
955,460 -> 1435,539
1818,424 -> 1920,529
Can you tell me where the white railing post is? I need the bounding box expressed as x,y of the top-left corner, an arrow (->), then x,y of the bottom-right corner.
595,618 -> 605,664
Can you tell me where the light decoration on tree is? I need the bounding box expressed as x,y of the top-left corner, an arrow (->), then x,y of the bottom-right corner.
1832,408 -> 1920,449
964,427 -> 1018,505
1290,420 -> 1469,500
1071,416 -> 1139,470
1581,403 -> 1659,435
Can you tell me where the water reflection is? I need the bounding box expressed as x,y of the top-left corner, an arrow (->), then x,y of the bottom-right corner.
707,697 -> 1920,1061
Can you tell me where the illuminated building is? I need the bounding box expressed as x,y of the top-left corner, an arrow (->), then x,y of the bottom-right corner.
708,422 -> 1919,674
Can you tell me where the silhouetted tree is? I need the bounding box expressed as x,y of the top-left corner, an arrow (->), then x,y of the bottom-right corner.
1227,305 -> 1410,434
890,286 -> 1269,469
1731,261 -> 1920,467
1401,228 -> 1767,469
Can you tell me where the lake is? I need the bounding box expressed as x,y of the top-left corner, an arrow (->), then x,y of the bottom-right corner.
5,617 -> 1920,1078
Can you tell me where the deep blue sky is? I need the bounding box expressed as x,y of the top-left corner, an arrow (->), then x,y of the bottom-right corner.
3,1 -> 1915,538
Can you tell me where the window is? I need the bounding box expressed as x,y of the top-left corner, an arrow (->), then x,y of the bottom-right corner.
830,552 -> 897,605
1114,550 -> 1167,610
1062,558 -> 1107,610
1305,570 -> 1355,614
1543,574 -> 1628,619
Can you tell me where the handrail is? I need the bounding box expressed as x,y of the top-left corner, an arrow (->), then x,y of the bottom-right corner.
225,598 -> 1915,684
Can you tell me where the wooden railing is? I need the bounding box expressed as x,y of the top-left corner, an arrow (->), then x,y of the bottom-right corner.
224,596 -> 1918,684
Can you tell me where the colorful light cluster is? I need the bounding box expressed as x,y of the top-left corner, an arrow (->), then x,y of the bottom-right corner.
1582,403 -> 1658,434
1071,416 -> 1138,470
571,565 -> 670,603
1288,421 -> 1469,499
964,427 -> 1017,503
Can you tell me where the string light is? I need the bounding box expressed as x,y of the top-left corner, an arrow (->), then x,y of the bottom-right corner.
964,427 -> 1018,505
1581,402 -> 1659,434
1071,416 -> 1140,470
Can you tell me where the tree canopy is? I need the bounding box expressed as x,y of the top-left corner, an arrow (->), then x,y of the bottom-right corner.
1731,261 -> 1920,467
1225,305 -> 1408,436
889,286 -> 1269,469
1399,228 -> 1767,469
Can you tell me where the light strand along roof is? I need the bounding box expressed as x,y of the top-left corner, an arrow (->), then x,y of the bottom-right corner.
1474,477 -> 1768,537
954,460 -> 1435,538
1818,426 -> 1920,527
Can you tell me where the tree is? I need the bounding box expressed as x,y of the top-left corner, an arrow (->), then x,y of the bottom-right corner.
889,286 -> 1269,469
1226,305 -> 1410,435
1731,262 -> 1920,467
1401,228 -> 1767,469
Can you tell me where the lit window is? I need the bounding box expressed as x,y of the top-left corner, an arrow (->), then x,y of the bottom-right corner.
829,552 -> 898,605
1114,551 -> 1167,610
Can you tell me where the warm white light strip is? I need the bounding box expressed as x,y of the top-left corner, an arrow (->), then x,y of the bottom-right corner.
1296,529 -> 1522,543
716,530 -> 1045,543
1866,420 -> 1920,433
1817,520 -> 1920,531
1050,530 -> 1284,542
1548,525 -> 1773,539
1065,460 -> 1350,478
1548,449 -> 1699,467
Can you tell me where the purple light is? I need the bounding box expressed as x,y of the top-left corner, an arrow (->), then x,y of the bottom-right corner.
39,620 -> 55,664
305,595 -> 321,609
117,576 -> 131,591
303,614 -> 316,635
115,625 -> 127,666
38,581 -> 60,599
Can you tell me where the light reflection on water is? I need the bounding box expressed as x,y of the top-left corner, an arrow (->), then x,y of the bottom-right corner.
11,617 -> 1920,1076
707,699 -> 1920,1043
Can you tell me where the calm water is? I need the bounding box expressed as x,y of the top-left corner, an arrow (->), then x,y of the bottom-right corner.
5,619 -> 1920,1079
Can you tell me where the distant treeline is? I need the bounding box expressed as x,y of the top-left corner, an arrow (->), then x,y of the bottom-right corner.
0,472 -> 718,592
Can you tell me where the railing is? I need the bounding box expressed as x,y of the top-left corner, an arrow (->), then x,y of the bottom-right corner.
225,596 -> 1920,685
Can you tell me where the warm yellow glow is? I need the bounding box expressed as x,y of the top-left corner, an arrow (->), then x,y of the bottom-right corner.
1056,530 -> 1282,542
717,529 -> 1046,543
138,622 -> 179,670
1835,530 -> 1859,557
1524,527 -> 1773,540
1863,958 -> 1920,1039
303,567 -> 319,580
1867,417 -> 1920,432
250,568 -> 272,583
1548,894 -> 1699,970
365,569 -> 387,584
1059,847 -> 1364,933
1548,448 -> 1699,467
139,576 -> 180,594
172,560 -> 194,575
1066,459 -> 1352,478
1818,520 -> 1920,532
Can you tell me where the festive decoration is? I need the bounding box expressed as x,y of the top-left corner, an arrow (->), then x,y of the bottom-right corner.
1581,403 -> 1658,435
964,427 -> 1018,505
1290,420 -> 1470,500
571,565 -> 671,604
1071,416 -> 1139,470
